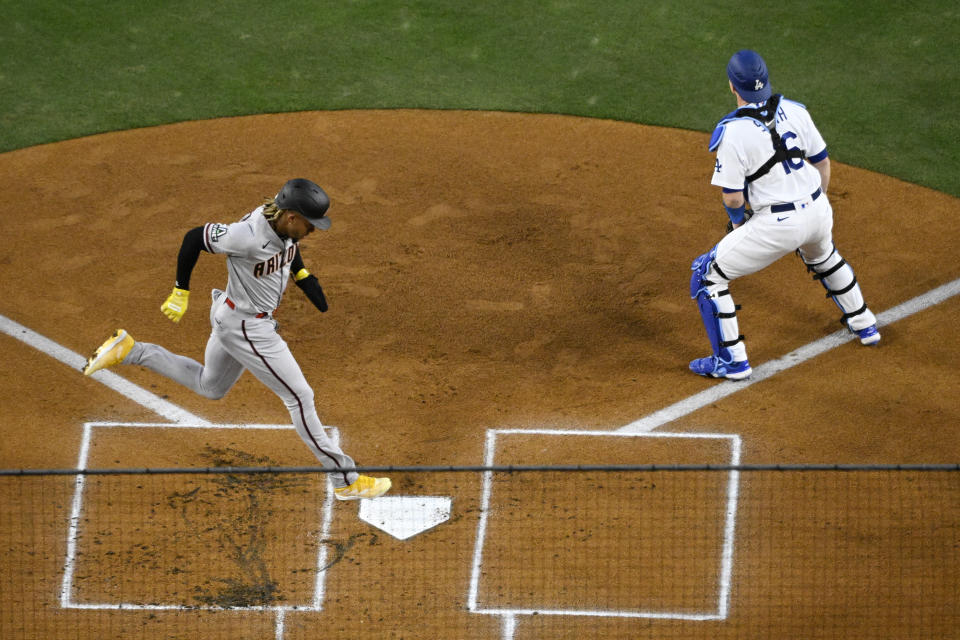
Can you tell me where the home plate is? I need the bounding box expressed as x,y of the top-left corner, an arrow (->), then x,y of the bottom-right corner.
358,496 -> 452,540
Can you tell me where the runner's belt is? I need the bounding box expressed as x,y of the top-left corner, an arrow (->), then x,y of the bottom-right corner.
224,297 -> 268,318
770,187 -> 822,213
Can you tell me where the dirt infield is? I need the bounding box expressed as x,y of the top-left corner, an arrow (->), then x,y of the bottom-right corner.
1,110 -> 959,638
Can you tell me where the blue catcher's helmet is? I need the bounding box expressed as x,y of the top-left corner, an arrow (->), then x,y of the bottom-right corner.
727,49 -> 772,103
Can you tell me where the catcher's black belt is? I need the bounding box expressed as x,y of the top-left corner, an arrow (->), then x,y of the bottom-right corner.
770,187 -> 821,213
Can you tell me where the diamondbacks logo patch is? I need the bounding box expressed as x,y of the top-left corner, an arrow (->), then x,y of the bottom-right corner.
209,224 -> 228,242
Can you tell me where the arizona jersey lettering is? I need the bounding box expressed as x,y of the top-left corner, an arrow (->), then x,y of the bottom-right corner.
202,208 -> 297,314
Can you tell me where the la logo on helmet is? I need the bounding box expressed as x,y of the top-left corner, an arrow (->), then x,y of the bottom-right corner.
754,79 -> 764,89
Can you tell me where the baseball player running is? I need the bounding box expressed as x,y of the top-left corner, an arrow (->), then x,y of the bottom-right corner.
82,178 -> 390,500
690,50 -> 880,380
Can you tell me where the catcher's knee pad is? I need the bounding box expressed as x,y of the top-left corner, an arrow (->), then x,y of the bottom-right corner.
691,250 -> 743,361
804,247 -> 874,328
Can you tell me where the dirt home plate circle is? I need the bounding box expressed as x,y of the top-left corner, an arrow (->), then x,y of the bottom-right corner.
2,109 -> 959,640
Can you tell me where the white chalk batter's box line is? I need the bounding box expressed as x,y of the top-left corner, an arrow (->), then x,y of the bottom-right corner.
468,429 -> 743,622
60,421 -> 338,615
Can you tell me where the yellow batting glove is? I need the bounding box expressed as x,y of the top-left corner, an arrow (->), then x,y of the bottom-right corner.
160,287 -> 190,323
293,268 -> 311,282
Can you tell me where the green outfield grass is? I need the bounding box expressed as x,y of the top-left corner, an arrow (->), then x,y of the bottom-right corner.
1,1 -> 957,195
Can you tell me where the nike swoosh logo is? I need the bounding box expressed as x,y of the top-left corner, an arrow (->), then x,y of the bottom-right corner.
777,216 -> 790,222
262,242 -> 270,248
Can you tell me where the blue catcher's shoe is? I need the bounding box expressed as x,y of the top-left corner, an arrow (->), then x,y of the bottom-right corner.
689,355 -> 752,380
853,324 -> 881,346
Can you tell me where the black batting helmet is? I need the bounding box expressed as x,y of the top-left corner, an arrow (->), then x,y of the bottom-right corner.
276,178 -> 331,230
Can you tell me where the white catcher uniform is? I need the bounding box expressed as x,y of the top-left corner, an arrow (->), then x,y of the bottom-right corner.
710,97 -> 857,291
124,208 -> 357,487
690,81 -> 879,378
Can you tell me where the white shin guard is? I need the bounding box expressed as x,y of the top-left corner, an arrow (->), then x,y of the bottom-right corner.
806,249 -> 877,331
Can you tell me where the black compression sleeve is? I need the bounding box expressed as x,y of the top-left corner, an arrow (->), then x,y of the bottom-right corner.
295,275 -> 328,312
175,226 -> 207,290
290,246 -> 305,275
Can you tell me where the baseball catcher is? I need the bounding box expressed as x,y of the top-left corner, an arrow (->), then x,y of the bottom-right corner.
689,50 -> 880,380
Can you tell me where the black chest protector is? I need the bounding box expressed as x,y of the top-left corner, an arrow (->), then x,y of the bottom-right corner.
735,94 -> 806,183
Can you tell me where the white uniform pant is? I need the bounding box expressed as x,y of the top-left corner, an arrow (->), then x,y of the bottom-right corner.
707,194 -> 876,362
125,292 -> 358,488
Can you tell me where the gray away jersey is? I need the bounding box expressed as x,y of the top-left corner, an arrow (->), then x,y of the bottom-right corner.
202,207 -> 297,315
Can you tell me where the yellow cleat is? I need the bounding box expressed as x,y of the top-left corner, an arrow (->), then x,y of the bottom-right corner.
82,329 -> 135,376
334,475 -> 391,501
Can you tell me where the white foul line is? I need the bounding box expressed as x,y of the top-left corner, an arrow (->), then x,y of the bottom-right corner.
619,276 -> 960,433
0,314 -> 209,425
